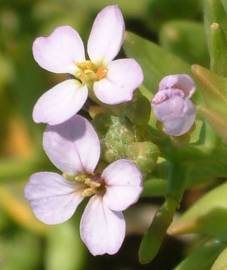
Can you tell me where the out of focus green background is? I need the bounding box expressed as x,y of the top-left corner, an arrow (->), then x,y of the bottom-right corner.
0,0 -> 206,269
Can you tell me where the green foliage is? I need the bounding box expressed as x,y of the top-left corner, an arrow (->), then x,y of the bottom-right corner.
124,32 -> 191,98
160,20 -> 209,66
46,222 -> 86,270
175,241 -> 225,270
168,182 -> 227,239
2,0 -> 227,268
211,246 -> 227,270
146,0 -> 202,31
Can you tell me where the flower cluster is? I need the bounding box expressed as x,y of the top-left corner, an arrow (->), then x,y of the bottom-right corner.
25,5 -> 144,256
24,4 -> 197,257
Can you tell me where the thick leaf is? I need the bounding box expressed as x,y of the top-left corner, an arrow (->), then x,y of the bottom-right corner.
168,182 -> 227,239
221,0 -> 227,14
192,65 -> 227,113
198,106 -> 227,143
160,20 -> 209,66
142,178 -> 167,197
139,163 -> 185,264
175,240 -> 225,270
139,197 -> 177,264
204,0 -> 227,74
124,32 -> 191,98
211,245 -> 227,270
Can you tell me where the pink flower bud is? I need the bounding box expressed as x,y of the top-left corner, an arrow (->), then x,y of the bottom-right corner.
151,74 -> 196,136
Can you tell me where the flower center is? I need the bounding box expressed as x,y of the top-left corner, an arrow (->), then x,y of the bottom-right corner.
75,60 -> 107,86
74,173 -> 106,197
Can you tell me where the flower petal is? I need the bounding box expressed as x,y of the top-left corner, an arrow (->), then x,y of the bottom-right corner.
102,159 -> 143,211
93,59 -> 143,104
87,5 -> 125,63
33,25 -> 85,74
43,115 -> 100,174
162,99 -> 196,136
33,79 -> 88,125
24,172 -> 83,225
152,89 -> 185,122
159,74 -> 196,98
80,196 -> 125,255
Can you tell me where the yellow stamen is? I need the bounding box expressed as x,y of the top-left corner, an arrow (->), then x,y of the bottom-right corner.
75,60 -> 107,85
74,173 -> 104,198
96,66 -> 108,80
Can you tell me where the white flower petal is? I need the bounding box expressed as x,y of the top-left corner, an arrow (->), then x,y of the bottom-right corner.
33,25 -> 85,74
159,74 -> 196,98
102,159 -> 143,211
43,115 -> 100,174
24,172 -> 83,225
87,5 -> 125,63
94,59 -> 143,104
33,79 -> 88,125
80,196 -> 125,255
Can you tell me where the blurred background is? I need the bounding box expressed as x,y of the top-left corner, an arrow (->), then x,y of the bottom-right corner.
0,0 -> 207,269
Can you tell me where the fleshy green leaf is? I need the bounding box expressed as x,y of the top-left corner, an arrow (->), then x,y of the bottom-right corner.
192,64 -> 227,141
139,197 -> 177,264
160,20 -> 209,66
192,64 -> 227,113
175,240 -> 225,270
211,245 -> 227,270
124,32 -> 191,98
221,0 -> 227,14
204,0 -> 227,74
139,163 -> 185,264
142,178 -> 167,197
198,106 -> 227,143
168,182 -> 227,239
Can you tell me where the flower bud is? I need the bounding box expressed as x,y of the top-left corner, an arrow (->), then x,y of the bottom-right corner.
151,74 -> 196,136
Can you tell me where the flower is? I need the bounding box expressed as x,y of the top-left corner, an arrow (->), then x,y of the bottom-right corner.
151,74 -> 196,136
32,5 -> 144,125
24,115 -> 143,255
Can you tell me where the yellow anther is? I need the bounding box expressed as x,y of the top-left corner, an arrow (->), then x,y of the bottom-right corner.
75,60 -> 107,85
84,178 -> 101,188
74,173 -> 103,197
96,66 -> 107,80
82,187 -> 96,197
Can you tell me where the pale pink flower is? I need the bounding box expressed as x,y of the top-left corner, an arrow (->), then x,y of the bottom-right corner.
24,115 -> 143,255
151,74 -> 196,136
32,5 -> 143,125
